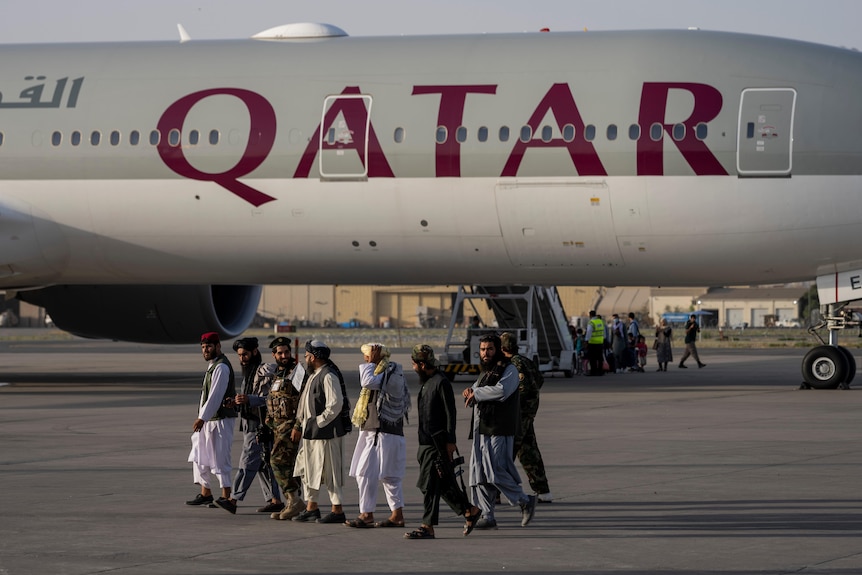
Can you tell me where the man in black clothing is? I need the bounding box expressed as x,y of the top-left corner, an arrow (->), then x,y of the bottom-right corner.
405,344 -> 481,540
679,314 -> 707,369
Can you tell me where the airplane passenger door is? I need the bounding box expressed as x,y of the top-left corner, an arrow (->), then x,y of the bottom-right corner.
318,94 -> 371,179
736,88 -> 796,176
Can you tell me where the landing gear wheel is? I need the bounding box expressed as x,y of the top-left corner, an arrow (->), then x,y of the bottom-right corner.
801,345 -> 849,389
837,345 -> 856,387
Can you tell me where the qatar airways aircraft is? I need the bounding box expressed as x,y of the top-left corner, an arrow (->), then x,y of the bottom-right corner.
1,23 -> 860,386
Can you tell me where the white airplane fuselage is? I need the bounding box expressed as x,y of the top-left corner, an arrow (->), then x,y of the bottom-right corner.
0,29 -> 860,291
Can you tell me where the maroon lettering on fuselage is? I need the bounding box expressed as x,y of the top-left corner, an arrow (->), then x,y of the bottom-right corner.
157,88 -> 278,206
502,83 -> 608,177
412,85 -> 497,177
293,86 -> 394,178
637,82 -> 727,176
157,81 -> 727,205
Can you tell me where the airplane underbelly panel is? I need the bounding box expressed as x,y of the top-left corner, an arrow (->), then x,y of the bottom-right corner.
0,193 -> 68,285
495,179 -> 622,268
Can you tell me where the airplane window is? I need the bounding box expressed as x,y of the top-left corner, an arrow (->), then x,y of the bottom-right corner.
562,124 -> 575,142
436,126 -> 447,144
519,126 -> 532,142
90,131 -> 101,146
394,127 -> 404,143
51,131 -> 62,147
0,132 -> 3,146
110,131 -> 121,146
188,130 -> 200,146
71,131 -> 81,146
129,130 -> 140,146
606,124 -> 618,141
541,125 -> 553,142
695,123 -> 708,140
650,123 -> 663,141
628,124 -> 640,140
168,129 -> 181,147
477,126 -> 488,142
499,126 -> 510,142
149,130 -> 160,146
584,125 -> 596,142
208,130 -> 219,145
672,123 -> 685,141
746,122 -> 755,139
327,127 -> 336,145
456,126 -> 467,143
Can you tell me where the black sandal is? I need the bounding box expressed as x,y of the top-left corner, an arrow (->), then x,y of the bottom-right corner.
404,527 -> 435,539
463,508 -> 483,536
345,517 -> 373,528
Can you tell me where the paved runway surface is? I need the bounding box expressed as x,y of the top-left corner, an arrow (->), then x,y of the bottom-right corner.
1,338 -> 862,575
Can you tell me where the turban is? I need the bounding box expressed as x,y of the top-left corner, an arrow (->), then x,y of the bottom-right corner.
232,337 -> 259,352
305,339 -> 331,360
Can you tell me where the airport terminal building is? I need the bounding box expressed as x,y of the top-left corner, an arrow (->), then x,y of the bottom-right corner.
4,284 -> 808,331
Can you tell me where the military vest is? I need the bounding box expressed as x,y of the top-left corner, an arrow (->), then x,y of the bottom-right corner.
266,359 -> 301,427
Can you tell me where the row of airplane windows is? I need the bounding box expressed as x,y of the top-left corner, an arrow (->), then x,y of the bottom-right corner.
0,122 -> 710,149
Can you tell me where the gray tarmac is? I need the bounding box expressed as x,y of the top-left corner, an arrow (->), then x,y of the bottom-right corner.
1,337 -> 862,575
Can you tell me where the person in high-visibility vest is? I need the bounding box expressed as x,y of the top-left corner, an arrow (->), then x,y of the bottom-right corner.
584,310 -> 606,376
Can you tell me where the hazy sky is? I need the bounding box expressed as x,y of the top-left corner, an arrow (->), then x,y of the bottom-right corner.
1,0 -> 859,49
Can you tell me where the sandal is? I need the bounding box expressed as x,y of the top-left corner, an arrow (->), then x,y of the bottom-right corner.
345,517 -> 374,528
404,527 -> 435,539
374,518 -> 405,528
463,508 -> 483,536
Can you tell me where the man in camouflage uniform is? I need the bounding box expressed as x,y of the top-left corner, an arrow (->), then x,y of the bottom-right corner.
499,332 -> 553,503
265,336 -> 307,520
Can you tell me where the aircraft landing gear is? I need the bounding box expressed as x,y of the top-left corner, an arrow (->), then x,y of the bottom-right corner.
800,304 -> 858,389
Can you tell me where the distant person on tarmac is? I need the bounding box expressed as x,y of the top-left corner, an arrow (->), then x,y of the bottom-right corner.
585,310 -> 606,376
654,319 -> 673,372
679,314 -> 707,369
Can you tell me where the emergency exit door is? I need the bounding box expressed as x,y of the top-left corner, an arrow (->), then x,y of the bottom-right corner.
736,88 -> 796,176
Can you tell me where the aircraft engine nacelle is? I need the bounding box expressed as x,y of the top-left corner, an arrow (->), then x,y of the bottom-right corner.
18,284 -> 262,344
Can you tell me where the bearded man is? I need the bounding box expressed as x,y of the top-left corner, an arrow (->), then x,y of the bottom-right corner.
212,337 -> 283,515
462,334 -> 536,530
291,340 -> 351,524
186,332 -> 237,508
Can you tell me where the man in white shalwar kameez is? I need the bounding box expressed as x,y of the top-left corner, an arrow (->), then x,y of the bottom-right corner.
186,332 -> 237,507
462,334 -> 536,529
346,343 -> 409,528
290,340 -> 350,524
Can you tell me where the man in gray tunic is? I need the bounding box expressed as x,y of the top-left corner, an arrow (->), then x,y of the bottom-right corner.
462,334 -> 536,529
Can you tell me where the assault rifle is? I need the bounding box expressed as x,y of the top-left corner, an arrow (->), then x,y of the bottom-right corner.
430,429 -> 471,512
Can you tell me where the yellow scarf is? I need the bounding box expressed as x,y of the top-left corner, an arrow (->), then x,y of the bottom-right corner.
351,358 -> 389,427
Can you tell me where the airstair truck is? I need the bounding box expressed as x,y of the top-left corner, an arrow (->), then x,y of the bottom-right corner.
438,285 -> 575,379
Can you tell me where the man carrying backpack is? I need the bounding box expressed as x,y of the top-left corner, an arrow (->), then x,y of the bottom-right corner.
346,343 -> 410,529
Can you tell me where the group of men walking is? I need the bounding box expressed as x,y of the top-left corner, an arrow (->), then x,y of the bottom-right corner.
186,330 -> 551,538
